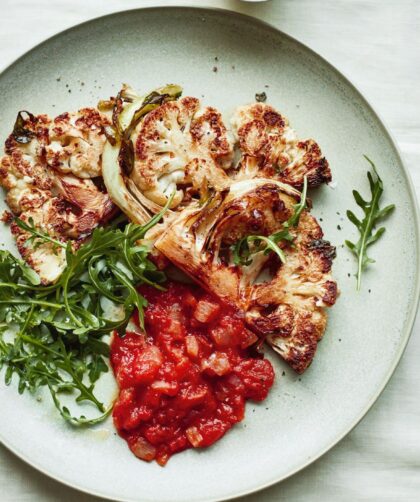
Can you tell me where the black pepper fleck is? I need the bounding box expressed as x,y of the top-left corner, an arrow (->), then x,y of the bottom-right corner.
337,225 -> 342,230
231,65 -> 235,70
347,273 -> 351,277
255,92 -> 267,103
56,77 -> 61,82
319,218 -> 323,222
214,56 -> 218,62
212,66 -> 218,73
282,371 -> 286,376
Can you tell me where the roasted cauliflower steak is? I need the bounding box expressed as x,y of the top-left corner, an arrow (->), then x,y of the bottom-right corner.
155,179 -> 337,373
0,110 -> 115,283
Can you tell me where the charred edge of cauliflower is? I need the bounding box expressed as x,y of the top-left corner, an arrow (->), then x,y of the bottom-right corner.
246,211 -> 337,373
1,114 -> 52,194
5,179 -> 116,283
230,103 -> 331,189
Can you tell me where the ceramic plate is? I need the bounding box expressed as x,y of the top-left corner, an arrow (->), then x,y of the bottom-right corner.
0,7 -> 419,502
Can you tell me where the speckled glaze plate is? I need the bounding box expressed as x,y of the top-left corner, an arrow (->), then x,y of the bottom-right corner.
0,7 -> 419,502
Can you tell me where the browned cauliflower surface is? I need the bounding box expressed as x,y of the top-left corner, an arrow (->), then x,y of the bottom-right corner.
231,103 -> 331,189
45,108 -> 110,178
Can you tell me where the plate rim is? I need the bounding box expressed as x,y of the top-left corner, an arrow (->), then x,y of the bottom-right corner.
0,5 -> 419,502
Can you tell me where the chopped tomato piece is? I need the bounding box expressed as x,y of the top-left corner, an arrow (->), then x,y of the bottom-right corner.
183,291 -> 198,309
234,359 -> 275,401
176,383 -> 209,409
151,380 -> 179,396
185,335 -> 199,358
202,352 -> 231,376
193,299 -> 221,323
240,329 -> 259,349
131,345 -> 163,385
185,426 -> 203,447
130,437 -> 157,462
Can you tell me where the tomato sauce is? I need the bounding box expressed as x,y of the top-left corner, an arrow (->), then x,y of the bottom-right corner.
111,282 -> 274,465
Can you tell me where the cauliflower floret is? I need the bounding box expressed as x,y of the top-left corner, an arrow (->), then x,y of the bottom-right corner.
45,108 -> 110,178
132,97 -> 233,207
231,103 -> 331,189
0,113 -> 52,192
155,179 -> 337,373
6,180 -> 51,214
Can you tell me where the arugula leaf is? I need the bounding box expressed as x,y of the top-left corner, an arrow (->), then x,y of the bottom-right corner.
345,156 -> 395,290
0,198 -> 172,425
232,177 -> 308,266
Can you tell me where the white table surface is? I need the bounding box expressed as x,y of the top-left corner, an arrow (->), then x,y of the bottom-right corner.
1,0 -> 419,500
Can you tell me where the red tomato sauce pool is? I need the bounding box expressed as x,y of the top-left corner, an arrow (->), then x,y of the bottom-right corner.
111,282 -> 274,465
